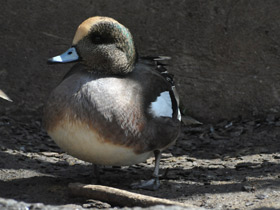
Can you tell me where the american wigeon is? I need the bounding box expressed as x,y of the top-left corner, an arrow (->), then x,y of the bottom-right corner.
43,16 -> 181,190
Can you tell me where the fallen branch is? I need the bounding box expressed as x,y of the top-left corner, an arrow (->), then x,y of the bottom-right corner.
68,183 -> 193,208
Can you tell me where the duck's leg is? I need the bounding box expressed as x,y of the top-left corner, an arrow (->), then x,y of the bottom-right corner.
151,150 -> 161,188
131,150 -> 161,190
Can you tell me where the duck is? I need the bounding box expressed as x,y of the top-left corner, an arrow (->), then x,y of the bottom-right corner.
43,16 -> 181,190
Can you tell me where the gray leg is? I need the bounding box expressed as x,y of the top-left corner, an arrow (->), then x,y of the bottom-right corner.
131,150 -> 162,190
153,150 -> 161,178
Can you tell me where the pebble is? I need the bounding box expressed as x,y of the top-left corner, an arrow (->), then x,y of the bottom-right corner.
40,152 -> 60,157
82,199 -> 111,209
235,162 -> 261,170
242,185 -> 256,192
208,164 -> 223,170
192,162 -> 198,166
242,177 -> 250,182
224,176 -> 233,181
273,155 -> 280,159
128,205 -> 206,210
275,121 -> 280,126
19,146 -> 26,151
229,126 -> 244,137
0,198 -> 84,210
255,194 -> 268,200
224,121 -> 233,129
245,202 -> 254,206
203,181 -> 211,185
266,114 -> 275,124
0,146 -> 7,151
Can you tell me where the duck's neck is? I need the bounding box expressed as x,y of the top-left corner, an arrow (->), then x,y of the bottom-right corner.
114,23 -> 135,59
112,22 -> 137,74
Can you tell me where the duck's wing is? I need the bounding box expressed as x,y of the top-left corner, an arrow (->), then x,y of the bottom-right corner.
140,56 -> 202,126
139,56 -> 181,121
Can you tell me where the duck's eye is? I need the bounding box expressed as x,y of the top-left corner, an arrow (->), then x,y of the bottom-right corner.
93,35 -> 102,44
90,31 -> 114,45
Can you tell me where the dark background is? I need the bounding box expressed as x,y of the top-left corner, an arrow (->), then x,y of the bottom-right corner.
1,0 -> 280,122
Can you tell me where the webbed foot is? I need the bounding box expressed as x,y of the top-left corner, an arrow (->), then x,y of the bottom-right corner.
131,150 -> 162,191
131,178 -> 160,191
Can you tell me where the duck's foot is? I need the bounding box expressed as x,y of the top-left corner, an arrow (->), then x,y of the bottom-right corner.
131,177 -> 160,191
131,150 -> 162,191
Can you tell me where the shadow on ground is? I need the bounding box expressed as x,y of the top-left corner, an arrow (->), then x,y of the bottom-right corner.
0,115 -> 280,209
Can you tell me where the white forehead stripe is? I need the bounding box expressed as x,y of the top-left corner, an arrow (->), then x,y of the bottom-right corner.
149,91 -> 173,118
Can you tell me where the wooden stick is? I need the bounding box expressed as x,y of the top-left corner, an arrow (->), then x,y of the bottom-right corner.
68,183 -> 193,208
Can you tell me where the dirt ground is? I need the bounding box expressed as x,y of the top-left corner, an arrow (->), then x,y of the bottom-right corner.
0,112 -> 280,210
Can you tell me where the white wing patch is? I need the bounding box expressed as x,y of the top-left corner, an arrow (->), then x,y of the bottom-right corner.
149,91 -> 173,118
177,108 -> 181,121
171,86 -> 181,121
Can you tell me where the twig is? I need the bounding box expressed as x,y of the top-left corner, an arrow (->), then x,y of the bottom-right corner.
68,183 -> 193,208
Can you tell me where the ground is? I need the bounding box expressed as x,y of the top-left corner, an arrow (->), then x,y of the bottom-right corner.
0,113 -> 280,209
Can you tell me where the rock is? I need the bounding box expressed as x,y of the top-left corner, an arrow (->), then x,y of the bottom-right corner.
242,185 -> 256,192
255,194 -> 268,200
83,199 -> 111,209
245,202 -> 254,206
40,152 -> 61,158
224,121 -> 233,129
273,155 -> 280,159
266,114 -> 276,124
125,205 -> 206,210
229,126 -> 244,137
235,162 -> 261,170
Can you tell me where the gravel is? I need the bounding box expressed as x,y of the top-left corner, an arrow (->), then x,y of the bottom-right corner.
0,114 -> 280,209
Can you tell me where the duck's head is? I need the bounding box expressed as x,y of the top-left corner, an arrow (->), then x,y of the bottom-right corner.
48,16 -> 137,75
